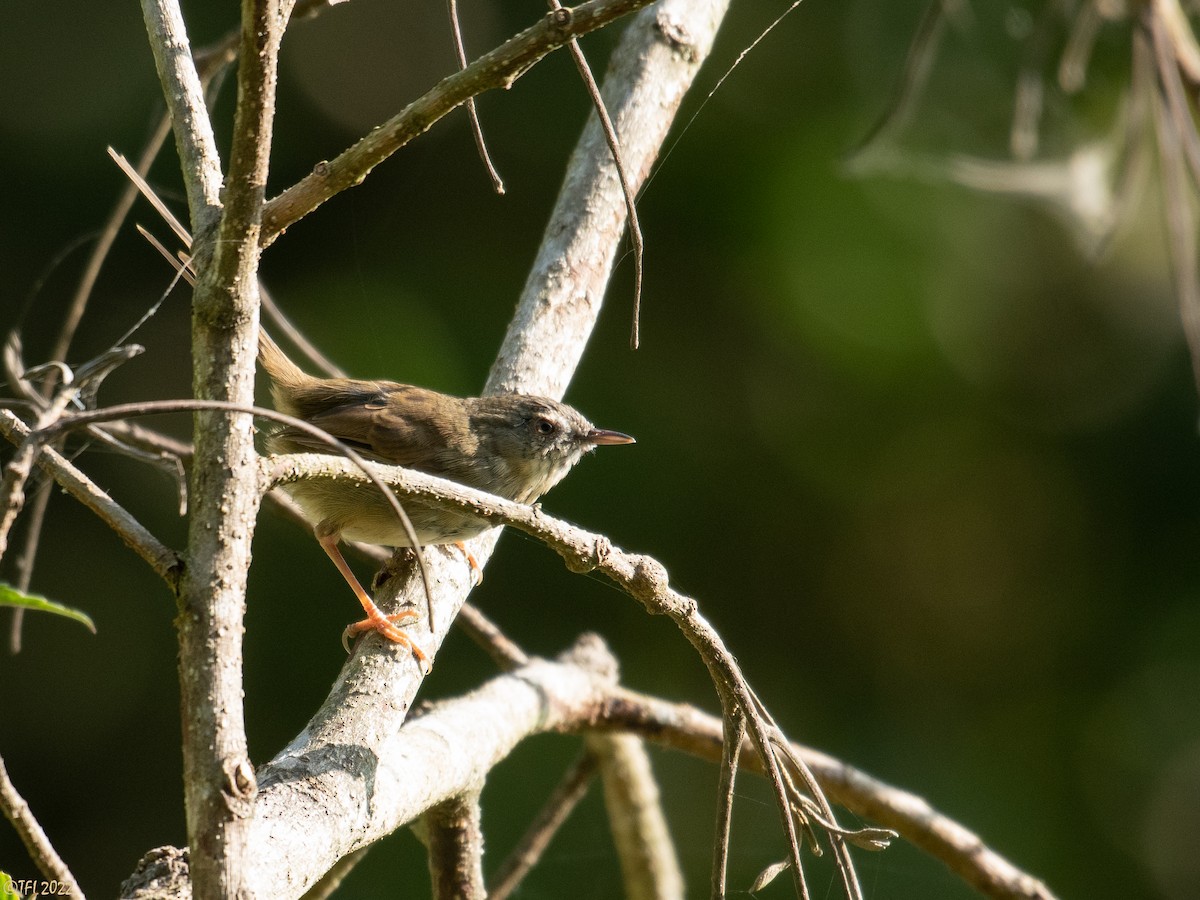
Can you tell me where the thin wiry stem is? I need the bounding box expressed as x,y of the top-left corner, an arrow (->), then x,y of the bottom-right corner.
711,704 -> 744,899
448,0 -> 505,194
259,0 -> 658,245
487,752 -> 598,900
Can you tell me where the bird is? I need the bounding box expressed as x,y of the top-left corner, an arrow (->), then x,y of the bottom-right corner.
257,330 -> 634,663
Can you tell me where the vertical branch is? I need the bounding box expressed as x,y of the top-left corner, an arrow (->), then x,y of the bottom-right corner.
588,733 -> 684,900
140,0 -> 293,896
420,790 -> 487,900
138,0 -> 223,230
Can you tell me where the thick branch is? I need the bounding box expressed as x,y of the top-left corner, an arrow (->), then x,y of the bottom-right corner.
120,639 -> 1056,900
169,0 -> 291,893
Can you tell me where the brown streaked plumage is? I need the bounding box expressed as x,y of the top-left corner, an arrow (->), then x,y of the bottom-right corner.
258,331 -> 634,662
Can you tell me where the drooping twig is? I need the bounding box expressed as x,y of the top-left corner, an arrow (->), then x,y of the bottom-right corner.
711,701 -> 744,899
448,0 -> 505,194
546,0 -> 644,348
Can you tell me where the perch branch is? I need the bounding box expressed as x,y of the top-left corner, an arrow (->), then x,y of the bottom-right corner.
118,637 -> 1055,900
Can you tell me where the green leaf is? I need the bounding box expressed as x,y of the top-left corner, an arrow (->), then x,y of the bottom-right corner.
0,582 -> 95,634
1,871 -> 22,900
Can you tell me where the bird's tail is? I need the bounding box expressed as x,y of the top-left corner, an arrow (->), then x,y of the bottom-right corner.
257,329 -> 314,416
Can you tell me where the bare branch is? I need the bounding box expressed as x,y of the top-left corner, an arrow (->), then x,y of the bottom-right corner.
419,790 -> 487,900
0,410 -> 182,587
588,733 -> 684,900
487,752 -> 597,900
260,0 -> 660,245
0,751 -> 85,898
138,0 -> 223,229
119,639 -> 1055,900
152,0 -> 293,890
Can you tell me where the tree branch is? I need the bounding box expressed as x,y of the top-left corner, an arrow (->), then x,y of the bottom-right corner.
0,410 -> 182,587
0,750 -> 85,899
259,0 -> 660,245
419,790 -> 487,900
120,636 -> 1057,900
588,733 -> 684,900
159,0 -> 292,892
138,0 -> 223,230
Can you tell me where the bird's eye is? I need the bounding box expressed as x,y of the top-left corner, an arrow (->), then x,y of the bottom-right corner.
534,417 -> 556,435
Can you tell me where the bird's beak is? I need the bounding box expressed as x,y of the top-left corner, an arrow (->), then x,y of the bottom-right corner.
585,428 -> 636,446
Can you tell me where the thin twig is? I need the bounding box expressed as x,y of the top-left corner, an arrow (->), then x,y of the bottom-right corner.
546,0 -> 644,348
0,750 -> 86,898
711,703 -> 744,899
448,0 -> 505,193
259,0 -> 658,245
7,485 -> 52,653
487,751 -> 598,900
0,410 -> 183,587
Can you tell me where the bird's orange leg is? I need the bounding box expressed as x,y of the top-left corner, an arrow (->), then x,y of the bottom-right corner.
316,530 -> 427,666
454,541 -> 483,585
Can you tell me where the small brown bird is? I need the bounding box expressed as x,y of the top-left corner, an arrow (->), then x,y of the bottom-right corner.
258,331 -> 634,661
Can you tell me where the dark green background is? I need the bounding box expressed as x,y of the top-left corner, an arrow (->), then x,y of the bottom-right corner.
2,2 -> 1197,898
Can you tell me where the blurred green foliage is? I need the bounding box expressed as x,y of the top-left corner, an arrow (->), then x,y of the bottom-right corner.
2,1 -> 1198,898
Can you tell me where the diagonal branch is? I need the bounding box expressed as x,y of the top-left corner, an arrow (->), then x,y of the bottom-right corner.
259,0 -> 659,244
0,751 -> 85,899
0,410 -> 182,587
139,0 -> 223,230
119,637 -> 1056,900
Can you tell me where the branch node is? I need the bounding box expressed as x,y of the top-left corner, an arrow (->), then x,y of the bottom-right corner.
559,632 -> 620,685
229,759 -> 257,799
628,555 -> 671,603
312,160 -> 331,178
550,7 -> 573,30
654,11 -> 698,62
